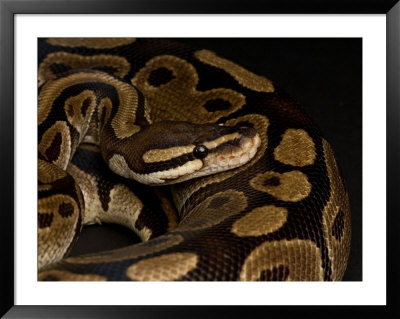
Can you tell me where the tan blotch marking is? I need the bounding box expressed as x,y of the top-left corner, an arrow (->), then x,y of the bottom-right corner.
67,162 -> 152,241
38,52 -> 131,86
231,205 -> 288,237
38,72 -> 145,139
126,252 -> 198,281
178,189 -> 247,231
64,90 -> 97,137
321,139 -> 351,280
38,269 -> 106,281
66,234 -> 184,264
38,121 -> 72,170
274,129 -> 316,166
108,185 -> 151,240
173,114 -> 269,212
98,97 -> 113,129
143,145 -> 194,163
38,159 -> 67,184
202,132 -> 240,150
195,49 -> 274,93
109,153 -> 203,185
46,37 -> 136,49
38,194 -> 81,270
82,114 -> 100,146
132,55 -> 246,124
250,170 -> 312,202
240,239 -> 324,281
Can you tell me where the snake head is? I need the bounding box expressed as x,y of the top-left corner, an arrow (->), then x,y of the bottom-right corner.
104,121 -> 261,185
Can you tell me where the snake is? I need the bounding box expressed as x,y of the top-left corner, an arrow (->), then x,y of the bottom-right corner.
37,38 -> 351,281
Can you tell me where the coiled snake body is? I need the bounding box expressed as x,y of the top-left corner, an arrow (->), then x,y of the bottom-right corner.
38,38 -> 350,281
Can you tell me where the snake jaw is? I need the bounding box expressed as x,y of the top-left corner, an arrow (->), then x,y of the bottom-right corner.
202,133 -> 261,173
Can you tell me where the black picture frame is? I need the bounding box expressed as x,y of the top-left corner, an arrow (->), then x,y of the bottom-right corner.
1,0 -> 398,318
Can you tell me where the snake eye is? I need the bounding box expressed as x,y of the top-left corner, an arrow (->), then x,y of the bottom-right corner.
193,145 -> 209,159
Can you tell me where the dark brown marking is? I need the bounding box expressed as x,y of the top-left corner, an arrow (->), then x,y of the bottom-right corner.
66,104 -> 74,117
263,176 -> 280,187
38,212 -> 54,228
208,196 -> 230,209
258,265 -> 290,281
45,132 -> 62,162
148,67 -> 175,87
235,121 -> 254,128
81,98 -> 91,117
203,98 -> 232,112
331,210 -> 345,240
58,202 -> 74,218
98,181 -> 113,212
70,145 -> 114,211
50,63 -> 71,76
134,205 -> 170,240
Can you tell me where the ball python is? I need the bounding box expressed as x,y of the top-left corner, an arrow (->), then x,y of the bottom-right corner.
37,38 -> 351,281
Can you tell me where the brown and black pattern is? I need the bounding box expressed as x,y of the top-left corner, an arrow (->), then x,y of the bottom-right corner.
37,38 -> 350,281
67,144 -> 173,240
38,159 -> 84,270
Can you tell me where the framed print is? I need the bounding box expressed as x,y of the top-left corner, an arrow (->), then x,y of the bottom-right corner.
1,0 -> 399,318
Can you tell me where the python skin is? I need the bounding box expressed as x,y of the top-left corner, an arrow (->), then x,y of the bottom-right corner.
38,38 -> 351,281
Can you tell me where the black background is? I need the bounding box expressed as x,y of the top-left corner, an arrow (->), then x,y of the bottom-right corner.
69,38 -> 362,281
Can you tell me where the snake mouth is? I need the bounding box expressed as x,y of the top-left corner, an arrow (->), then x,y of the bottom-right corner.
203,129 -> 261,173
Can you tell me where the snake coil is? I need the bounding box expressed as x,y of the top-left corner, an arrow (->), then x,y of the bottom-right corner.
38,38 -> 350,281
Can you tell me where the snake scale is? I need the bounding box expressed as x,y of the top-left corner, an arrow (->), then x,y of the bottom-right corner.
37,38 -> 351,281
